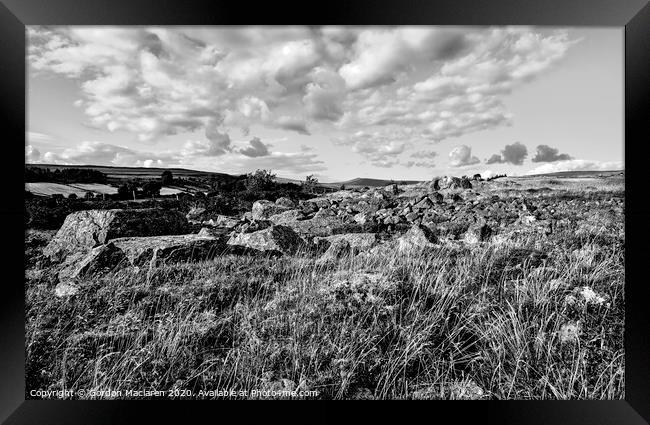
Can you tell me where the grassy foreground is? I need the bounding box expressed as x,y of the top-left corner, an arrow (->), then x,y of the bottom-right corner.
25,212 -> 624,400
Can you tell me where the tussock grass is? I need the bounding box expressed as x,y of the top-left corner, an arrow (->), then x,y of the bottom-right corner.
25,216 -> 624,399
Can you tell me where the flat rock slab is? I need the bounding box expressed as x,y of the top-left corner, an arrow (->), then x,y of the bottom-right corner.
112,234 -> 228,268
227,225 -> 307,255
43,209 -> 189,262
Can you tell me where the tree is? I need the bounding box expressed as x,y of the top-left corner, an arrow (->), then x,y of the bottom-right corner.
303,174 -> 319,194
245,169 -> 276,191
67,193 -> 78,199
117,183 -> 135,200
161,170 -> 174,186
142,181 -> 162,197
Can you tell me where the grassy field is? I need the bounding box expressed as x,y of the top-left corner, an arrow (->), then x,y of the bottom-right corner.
24,175 -> 624,400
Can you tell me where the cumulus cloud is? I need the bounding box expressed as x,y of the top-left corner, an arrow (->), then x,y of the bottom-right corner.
26,145 -> 41,162
449,145 -> 480,167
28,26 -> 578,172
333,130 -> 410,168
238,137 -> 270,157
485,154 -> 505,164
531,144 -> 573,162
486,142 -> 528,165
37,141 -> 179,167
527,159 -> 623,175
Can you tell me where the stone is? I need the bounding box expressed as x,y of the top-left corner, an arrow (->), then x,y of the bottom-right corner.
227,225 -> 306,255
58,242 -> 128,281
43,209 -> 189,263
284,209 -> 356,237
429,192 -> 444,203
405,212 -> 420,222
397,224 -> 438,251
54,282 -> 80,298
268,209 -> 304,225
275,197 -> 296,208
110,233 -> 227,269
463,223 -> 492,244
413,197 -> 434,210
251,200 -> 292,220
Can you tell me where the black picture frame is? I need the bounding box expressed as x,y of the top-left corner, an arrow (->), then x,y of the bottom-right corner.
2,0 -> 648,423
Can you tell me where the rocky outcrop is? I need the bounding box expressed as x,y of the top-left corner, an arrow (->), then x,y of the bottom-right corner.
227,225 -> 307,255
251,200 -> 293,220
43,209 -> 189,263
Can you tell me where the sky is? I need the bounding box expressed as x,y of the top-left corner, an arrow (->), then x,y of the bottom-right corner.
26,26 -> 624,182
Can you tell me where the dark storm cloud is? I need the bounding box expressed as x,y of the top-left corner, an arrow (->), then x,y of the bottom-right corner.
531,144 -> 573,162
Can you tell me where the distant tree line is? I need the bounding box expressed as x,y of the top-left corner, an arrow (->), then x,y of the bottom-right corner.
25,167 -> 108,184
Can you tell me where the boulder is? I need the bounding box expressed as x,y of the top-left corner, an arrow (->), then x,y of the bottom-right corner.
284,209 -> 357,237
397,224 -> 438,251
463,223 -> 492,244
58,242 -> 128,281
251,200 -> 292,220
413,196 -> 434,210
43,209 -> 189,263
268,209 -> 305,225
111,233 -> 227,269
227,225 -> 306,255
275,197 -> 296,208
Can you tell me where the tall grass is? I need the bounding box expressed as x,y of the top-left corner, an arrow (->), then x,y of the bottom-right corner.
25,218 -> 624,399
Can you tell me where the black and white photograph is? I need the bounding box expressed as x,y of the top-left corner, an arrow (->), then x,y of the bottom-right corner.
24,25 -> 625,400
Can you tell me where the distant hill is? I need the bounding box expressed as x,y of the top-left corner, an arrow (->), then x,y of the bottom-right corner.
523,170 -> 624,178
26,163 -> 236,180
334,177 -> 423,187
